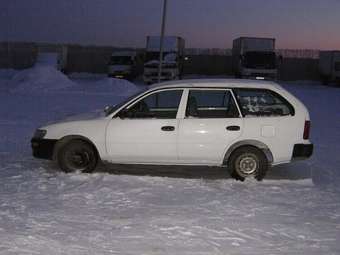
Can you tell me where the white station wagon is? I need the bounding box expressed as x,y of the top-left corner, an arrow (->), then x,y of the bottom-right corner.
31,79 -> 313,181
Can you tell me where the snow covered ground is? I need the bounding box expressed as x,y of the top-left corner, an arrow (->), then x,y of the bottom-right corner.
0,69 -> 339,254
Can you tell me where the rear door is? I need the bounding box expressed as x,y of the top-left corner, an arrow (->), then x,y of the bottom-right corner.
178,89 -> 243,165
233,88 -> 297,163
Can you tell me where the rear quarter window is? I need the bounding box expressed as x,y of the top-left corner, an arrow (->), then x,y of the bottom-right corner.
233,88 -> 295,117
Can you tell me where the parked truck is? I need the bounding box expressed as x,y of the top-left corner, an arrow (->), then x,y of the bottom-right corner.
319,51 -> 340,85
108,51 -> 137,80
143,36 -> 185,84
232,37 -> 279,80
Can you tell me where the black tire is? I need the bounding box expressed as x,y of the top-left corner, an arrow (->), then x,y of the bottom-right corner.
228,146 -> 268,181
57,140 -> 98,173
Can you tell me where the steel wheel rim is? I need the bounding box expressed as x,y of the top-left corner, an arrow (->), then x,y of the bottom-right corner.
66,149 -> 91,171
236,153 -> 258,177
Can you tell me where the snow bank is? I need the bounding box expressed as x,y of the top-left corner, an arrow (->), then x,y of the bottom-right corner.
0,69 -> 18,79
10,66 -> 74,93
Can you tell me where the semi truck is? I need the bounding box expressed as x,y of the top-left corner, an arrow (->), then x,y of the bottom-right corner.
232,37 -> 279,80
143,36 -> 185,84
319,51 -> 340,85
108,51 -> 137,80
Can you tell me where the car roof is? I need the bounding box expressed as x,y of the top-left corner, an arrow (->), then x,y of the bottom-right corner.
149,79 -> 283,91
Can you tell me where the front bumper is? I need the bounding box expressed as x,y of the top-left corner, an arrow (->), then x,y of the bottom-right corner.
31,138 -> 58,160
292,143 -> 313,159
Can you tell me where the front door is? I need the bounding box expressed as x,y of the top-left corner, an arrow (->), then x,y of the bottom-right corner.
106,89 -> 184,164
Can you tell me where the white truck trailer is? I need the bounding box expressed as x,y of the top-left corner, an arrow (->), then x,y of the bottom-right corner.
143,36 -> 185,84
319,51 -> 340,85
232,37 -> 279,80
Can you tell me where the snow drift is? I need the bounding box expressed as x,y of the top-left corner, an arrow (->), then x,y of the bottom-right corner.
10,65 -> 74,93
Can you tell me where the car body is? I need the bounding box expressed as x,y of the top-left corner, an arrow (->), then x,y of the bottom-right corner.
31,79 -> 313,180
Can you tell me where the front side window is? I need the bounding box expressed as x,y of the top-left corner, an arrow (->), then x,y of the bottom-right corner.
186,90 -> 239,118
234,88 -> 294,117
124,89 -> 183,119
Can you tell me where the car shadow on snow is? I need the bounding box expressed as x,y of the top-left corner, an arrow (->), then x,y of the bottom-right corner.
93,161 -> 312,181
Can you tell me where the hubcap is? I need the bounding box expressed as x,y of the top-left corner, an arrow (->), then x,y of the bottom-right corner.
236,154 -> 258,176
67,150 -> 91,171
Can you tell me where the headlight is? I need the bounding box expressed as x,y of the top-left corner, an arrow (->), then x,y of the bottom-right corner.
33,129 -> 47,139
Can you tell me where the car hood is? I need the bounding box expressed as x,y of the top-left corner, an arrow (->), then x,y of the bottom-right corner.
44,110 -> 106,127
63,110 -> 106,122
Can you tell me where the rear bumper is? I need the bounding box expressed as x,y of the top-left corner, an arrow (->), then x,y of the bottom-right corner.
31,138 -> 58,160
292,143 -> 313,160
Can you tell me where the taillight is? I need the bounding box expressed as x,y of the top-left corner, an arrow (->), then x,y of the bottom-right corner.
303,120 -> 311,140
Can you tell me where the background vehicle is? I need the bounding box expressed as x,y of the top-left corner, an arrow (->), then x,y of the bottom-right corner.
108,51 -> 137,80
143,36 -> 185,84
31,79 -> 313,181
232,37 -> 280,80
319,51 -> 340,85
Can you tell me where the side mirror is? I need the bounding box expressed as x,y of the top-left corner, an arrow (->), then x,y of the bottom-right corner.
104,105 -> 114,116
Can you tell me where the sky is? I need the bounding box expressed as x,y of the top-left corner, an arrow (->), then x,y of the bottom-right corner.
1,0 -> 340,50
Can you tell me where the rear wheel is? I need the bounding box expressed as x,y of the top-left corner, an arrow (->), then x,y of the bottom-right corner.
57,140 -> 98,173
228,146 -> 268,181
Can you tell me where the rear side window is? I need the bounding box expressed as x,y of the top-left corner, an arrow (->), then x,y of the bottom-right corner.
186,90 -> 240,118
234,89 -> 294,117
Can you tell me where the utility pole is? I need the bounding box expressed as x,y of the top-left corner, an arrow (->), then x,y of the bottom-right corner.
158,0 -> 168,83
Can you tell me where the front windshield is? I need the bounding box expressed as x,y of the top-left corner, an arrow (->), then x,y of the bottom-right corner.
243,51 -> 276,69
145,52 -> 176,62
109,56 -> 132,65
105,89 -> 147,116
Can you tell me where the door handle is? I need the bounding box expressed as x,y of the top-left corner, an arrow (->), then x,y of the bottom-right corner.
226,125 -> 240,131
161,126 -> 175,131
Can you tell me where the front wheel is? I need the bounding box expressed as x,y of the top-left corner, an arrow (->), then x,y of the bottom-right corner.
57,140 -> 98,173
228,146 -> 268,181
